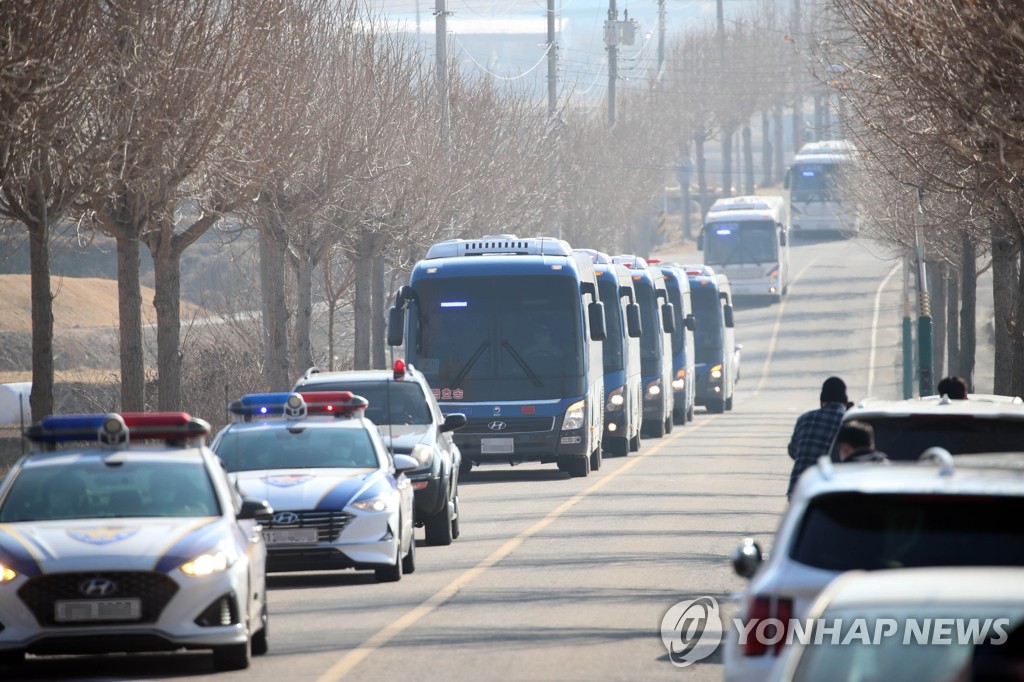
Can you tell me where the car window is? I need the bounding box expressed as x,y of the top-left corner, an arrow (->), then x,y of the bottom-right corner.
790,493 -> 1024,571
0,460 -> 220,521
301,381 -> 433,426
834,416 -> 1024,461
215,427 -> 380,471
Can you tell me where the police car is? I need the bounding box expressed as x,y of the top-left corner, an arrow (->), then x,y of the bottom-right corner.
211,391 -> 418,582
723,449 -> 1024,681
0,412 -> 271,671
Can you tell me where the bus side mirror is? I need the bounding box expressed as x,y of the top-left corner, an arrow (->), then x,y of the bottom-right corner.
784,167 -> 791,189
661,303 -> 675,334
387,306 -> 405,346
686,314 -> 696,332
779,229 -> 787,247
589,302 -> 607,341
626,303 -> 642,338
724,304 -> 735,328
696,230 -> 704,251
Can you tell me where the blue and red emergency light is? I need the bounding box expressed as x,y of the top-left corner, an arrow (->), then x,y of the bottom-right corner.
26,412 -> 210,446
229,392 -> 368,420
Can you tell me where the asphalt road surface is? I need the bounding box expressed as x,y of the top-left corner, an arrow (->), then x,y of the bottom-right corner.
4,234 -> 945,681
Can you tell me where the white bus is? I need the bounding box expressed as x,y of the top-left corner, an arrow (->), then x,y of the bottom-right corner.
785,139 -> 859,237
699,195 -> 790,303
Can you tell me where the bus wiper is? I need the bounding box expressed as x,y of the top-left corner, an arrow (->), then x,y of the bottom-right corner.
452,340 -> 489,389
502,341 -> 544,388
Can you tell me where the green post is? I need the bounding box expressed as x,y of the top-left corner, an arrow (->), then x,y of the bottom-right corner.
918,311 -> 933,396
903,315 -> 913,398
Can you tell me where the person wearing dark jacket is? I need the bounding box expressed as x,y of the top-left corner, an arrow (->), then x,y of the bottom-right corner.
787,376 -> 850,497
836,420 -> 889,463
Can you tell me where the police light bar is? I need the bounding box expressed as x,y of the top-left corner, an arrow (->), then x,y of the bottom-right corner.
230,392 -> 307,419
26,412 -> 210,446
299,391 -> 368,416
646,258 -> 662,264
393,359 -> 406,379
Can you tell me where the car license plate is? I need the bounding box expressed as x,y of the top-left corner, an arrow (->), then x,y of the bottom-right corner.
481,437 -> 514,454
263,528 -> 318,545
55,598 -> 141,622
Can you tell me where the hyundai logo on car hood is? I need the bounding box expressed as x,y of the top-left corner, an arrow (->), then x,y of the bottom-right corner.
273,511 -> 301,524
80,578 -> 117,597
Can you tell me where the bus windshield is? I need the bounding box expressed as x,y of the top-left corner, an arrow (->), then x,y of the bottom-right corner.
705,220 -> 778,266
409,276 -> 585,401
690,286 -> 723,363
598,278 -> 624,374
635,281 -> 661,376
791,162 -> 848,201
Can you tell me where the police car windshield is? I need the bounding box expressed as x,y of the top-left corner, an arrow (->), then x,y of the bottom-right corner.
216,428 -> 379,472
0,460 -> 219,522
299,381 -> 431,426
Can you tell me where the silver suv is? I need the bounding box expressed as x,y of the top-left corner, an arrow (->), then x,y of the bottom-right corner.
294,361 -> 466,546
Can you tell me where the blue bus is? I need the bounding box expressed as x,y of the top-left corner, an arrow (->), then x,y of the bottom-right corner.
577,250 -> 643,457
685,267 -> 737,414
657,262 -> 697,425
388,236 -> 607,478
611,255 -> 675,438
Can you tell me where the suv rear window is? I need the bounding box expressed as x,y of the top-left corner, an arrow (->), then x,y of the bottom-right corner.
833,415 -> 1024,461
790,492 -> 1024,571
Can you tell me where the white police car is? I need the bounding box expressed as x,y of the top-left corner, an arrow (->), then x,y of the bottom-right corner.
0,412 -> 271,671
211,391 -> 418,582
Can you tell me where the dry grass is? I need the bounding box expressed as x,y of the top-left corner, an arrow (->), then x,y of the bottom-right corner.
0,274 -> 207,331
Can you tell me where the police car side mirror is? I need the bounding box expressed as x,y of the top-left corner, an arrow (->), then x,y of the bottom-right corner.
626,303 -> 642,338
724,304 -> 735,328
393,453 -> 420,474
732,538 -> 763,579
686,313 -> 696,332
239,498 -> 274,523
441,413 -> 467,433
387,306 -> 405,346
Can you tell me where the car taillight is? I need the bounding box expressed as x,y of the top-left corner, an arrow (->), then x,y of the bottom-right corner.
742,595 -> 794,656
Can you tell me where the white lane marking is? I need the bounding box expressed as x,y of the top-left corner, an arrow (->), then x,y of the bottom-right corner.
752,255 -> 822,397
867,262 -> 901,397
315,418 -> 717,681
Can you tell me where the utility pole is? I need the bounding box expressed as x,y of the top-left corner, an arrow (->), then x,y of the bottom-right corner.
657,0 -> 665,78
914,191 -> 934,396
792,0 -> 802,152
606,0 -> 618,127
903,254 -> 914,398
435,0 -> 450,147
547,0 -> 557,115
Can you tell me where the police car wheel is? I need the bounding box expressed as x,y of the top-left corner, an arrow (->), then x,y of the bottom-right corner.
251,603 -> 269,656
425,504 -> 453,546
0,650 -> 24,667
375,558 -> 402,582
402,534 -> 416,574
213,641 -> 251,671
450,495 -> 461,540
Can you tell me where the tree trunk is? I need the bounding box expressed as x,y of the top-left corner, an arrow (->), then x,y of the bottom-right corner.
929,260 -> 946,380
742,124 -> 754,195
259,219 -> 290,390
761,111 -> 773,186
792,93 -> 803,153
721,127 -> 733,198
293,249 -> 315,374
151,243 -> 183,411
947,262 -> 960,377
28,222 -> 54,420
117,230 -> 145,411
353,228 -> 373,370
1015,249 -> 1024,398
694,133 -> 708,216
371,251 -> 386,370
990,226 -> 1015,395
960,235 -> 977,392
773,104 -> 785,183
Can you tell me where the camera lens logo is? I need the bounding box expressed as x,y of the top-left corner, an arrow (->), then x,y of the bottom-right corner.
660,596 -> 722,667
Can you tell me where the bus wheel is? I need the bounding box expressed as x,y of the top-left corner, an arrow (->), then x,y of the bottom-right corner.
726,395 -> 734,411
643,418 -> 665,439
707,398 -> 726,414
628,431 -> 641,453
664,415 -> 673,434
560,456 -> 590,478
590,446 -> 602,471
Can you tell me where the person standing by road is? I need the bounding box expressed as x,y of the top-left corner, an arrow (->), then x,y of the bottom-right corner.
786,376 -> 849,498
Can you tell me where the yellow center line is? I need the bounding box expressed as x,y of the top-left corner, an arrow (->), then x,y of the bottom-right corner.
752,255 -> 822,398
316,417 -> 717,682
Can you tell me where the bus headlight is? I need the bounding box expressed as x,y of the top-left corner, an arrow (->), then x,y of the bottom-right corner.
644,379 -> 662,401
561,400 -> 586,430
606,387 -> 625,412
672,369 -> 686,391
710,364 -> 723,380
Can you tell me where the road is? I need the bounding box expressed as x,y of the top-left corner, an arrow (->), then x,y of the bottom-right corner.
5,234 -> 944,681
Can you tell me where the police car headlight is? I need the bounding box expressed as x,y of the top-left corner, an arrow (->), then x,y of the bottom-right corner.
710,364 -> 723,380
0,563 -> 16,582
561,400 -> 586,430
410,444 -> 434,467
180,549 -> 234,577
351,496 -> 389,512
